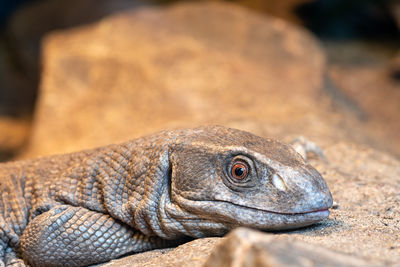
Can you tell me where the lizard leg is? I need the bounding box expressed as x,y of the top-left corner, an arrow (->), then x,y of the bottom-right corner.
0,218 -> 26,267
4,249 -> 26,267
0,238 -> 5,267
20,205 -> 170,267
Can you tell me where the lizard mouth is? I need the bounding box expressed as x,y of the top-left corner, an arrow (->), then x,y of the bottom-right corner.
173,195 -> 331,231
248,207 -> 330,216
215,199 -> 331,216
222,203 -> 331,230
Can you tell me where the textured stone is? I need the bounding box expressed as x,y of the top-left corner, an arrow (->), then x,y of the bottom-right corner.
6,0 -> 311,83
101,238 -> 220,267
204,228 -> 374,267
390,2 -> 400,29
26,1 -> 328,157
287,142 -> 400,265
1,0 -> 311,133
0,117 -> 30,161
328,65 -> 400,156
0,37 -> 33,161
1,0 -> 147,160
3,0 -> 310,134
7,0 -> 145,87
389,3 -> 400,79
25,2 -> 400,160
220,0 -> 315,24
0,39 -> 36,117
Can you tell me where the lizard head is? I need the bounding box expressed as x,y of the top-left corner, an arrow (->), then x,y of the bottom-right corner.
166,126 -> 333,237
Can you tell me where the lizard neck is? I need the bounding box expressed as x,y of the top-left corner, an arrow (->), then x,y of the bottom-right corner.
52,133 -> 175,228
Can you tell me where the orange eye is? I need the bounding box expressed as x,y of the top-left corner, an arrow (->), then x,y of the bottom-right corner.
231,162 -> 249,180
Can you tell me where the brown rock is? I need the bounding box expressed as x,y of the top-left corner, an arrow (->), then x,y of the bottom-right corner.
388,3 -> 400,80
0,40 -> 32,161
2,0 -> 148,124
390,2 -> 400,29
0,38 -> 36,117
2,0 -> 148,158
218,0 -> 315,24
204,228 -> 374,267
26,1 -> 328,157
328,65 -> 400,156
7,0 -> 311,81
390,54 -> 400,80
0,117 -> 30,161
293,142 -> 400,265
1,0 -> 312,128
7,0 -> 145,84
100,237 -> 221,267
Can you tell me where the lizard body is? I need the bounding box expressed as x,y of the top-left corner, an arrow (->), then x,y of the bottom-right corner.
0,126 -> 332,266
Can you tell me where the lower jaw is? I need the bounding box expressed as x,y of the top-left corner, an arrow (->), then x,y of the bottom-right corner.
266,209 -> 331,230
301,209 -> 330,217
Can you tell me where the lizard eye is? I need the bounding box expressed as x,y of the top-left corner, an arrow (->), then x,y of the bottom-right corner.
224,155 -> 257,190
231,161 -> 249,180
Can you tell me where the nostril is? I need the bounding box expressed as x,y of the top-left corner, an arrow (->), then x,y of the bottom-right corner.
271,173 -> 287,191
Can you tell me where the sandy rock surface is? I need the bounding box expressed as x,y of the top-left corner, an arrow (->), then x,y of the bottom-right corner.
0,117 -> 30,161
100,238 -> 220,267
203,228 -> 375,267
328,65 -> 400,157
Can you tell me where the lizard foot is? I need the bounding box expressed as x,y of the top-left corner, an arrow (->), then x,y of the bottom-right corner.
291,136 -> 327,162
4,250 -> 27,267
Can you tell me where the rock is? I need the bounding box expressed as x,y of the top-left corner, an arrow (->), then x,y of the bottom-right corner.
388,3 -> 400,79
7,0 -> 145,86
221,0 -> 316,24
26,1 -> 331,157
204,228 -> 374,267
1,0 -> 313,132
1,0 -> 147,159
390,2 -> 400,29
0,39 -> 32,161
390,53 -> 400,80
0,38 -> 36,117
319,38 -> 400,158
0,117 -> 30,161
328,65 -> 400,156
2,0 -> 147,122
25,2 -> 400,160
100,237 -> 221,267
6,0 -> 311,82
294,142 -> 400,265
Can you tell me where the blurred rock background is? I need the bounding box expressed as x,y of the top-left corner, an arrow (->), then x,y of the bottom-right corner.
0,0 -> 398,160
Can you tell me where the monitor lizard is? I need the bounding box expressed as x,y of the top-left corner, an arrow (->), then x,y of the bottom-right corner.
0,126 -> 332,266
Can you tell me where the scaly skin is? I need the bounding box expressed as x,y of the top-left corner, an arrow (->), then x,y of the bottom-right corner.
0,126 -> 333,266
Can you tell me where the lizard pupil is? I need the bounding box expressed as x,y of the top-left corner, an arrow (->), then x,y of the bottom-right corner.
231,162 -> 248,180
235,167 -> 244,176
